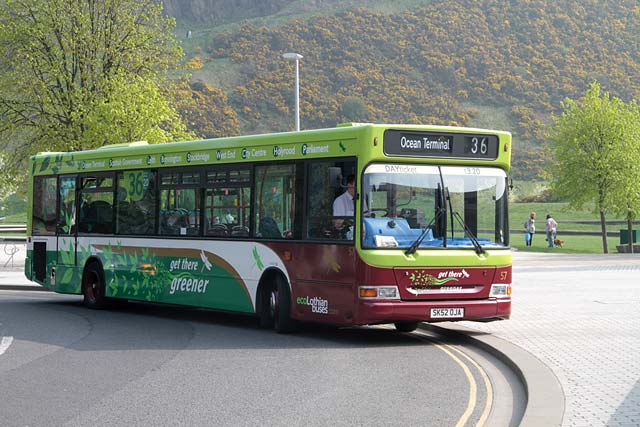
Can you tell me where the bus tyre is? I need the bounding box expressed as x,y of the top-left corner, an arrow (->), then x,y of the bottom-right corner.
269,276 -> 296,334
258,284 -> 274,329
82,262 -> 108,309
394,322 -> 419,332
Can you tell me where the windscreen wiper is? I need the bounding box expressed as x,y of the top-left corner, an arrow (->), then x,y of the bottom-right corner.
405,207 -> 445,255
451,211 -> 485,255
437,171 -> 448,248
446,187 -> 454,240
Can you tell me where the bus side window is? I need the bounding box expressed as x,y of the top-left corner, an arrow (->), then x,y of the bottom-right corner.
306,161 -> 356,240
254,164 -> 296,239
157,170 -> 200,237
116,170 -> 157,235
57,176 -> 77,235
77,175 -> 114,234
204,168 -> 251,238
159,189 -> 200,236
32,176 -> 57,235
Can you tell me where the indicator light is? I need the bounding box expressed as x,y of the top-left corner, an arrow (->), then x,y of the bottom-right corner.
359,286 -> 400,300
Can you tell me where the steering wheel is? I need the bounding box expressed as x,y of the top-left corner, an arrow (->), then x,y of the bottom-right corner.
364,208 -> 389,218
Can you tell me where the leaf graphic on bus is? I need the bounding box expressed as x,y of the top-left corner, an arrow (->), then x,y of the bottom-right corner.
60,241 -> 74,265
121,274 -> 129,293
116,253 -> 127,269
60,268 -> 74,284
101,245 -> 113,266
200,250 -> 212,271
39,157 -> 50,172
323,249 -> 341,273
49,155 -> 63,174
339,142 -> 346,152
80,244 -> 91,265
109,279 -> 118,297
252,247 -> 264,270
129,252 -> 138,273
62,212 -> 72,234
408,272 -> 458,289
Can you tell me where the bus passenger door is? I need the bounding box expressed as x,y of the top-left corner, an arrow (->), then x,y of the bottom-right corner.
56,175 -> 79,293
294,160 -> 357,324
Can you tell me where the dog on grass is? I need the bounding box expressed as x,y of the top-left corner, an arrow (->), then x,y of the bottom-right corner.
553,239 -> 564,248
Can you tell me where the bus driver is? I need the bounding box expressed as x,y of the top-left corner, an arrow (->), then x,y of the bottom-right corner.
333,175 -> 355,237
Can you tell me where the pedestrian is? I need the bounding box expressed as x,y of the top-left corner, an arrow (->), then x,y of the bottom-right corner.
524,212 -> 536,246
545,214 -> 558,248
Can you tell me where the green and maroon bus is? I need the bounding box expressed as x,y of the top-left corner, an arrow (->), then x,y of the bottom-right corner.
26,123 -> 512,332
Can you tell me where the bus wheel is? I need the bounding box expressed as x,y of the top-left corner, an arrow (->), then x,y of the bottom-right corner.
83,262 -> 107,309
258,284 -> 274,329
394,322 -> 419,332
269,276 -> 295,334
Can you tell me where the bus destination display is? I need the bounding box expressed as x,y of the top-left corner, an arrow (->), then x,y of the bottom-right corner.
383,130 -> 499,160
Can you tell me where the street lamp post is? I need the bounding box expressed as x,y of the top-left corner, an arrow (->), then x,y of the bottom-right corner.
283,52 -> 303,131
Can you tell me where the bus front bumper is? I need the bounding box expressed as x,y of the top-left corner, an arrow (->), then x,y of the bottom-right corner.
354,298 -> 511,325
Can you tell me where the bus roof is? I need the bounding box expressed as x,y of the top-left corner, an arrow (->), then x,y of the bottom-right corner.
31,123 -> 511,175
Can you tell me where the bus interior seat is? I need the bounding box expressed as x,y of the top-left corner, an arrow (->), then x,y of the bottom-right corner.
231,225 -> 250,237
80,200 -> 113,233
399,208 -> 419,228
94,201 -> 113,233
160,209 -> 188,235
207,224 -> 229,237
259,217 -> 281,238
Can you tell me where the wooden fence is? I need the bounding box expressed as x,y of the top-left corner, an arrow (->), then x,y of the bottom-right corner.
2,222 -> 638,239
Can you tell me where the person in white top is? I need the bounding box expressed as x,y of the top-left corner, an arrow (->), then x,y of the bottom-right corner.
333,175 -> 355,235
524,212 -> 536,246
545,213 -> 558,247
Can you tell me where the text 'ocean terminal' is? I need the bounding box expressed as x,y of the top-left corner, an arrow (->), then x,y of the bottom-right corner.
400,136 -> 451,151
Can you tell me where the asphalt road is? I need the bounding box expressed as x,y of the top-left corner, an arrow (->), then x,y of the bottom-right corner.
0,290 -> 523,427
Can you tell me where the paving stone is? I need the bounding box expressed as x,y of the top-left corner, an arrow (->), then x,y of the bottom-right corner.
460,252 -> 640,427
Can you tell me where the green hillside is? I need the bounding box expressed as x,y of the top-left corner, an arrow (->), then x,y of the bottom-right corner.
170,0 -> 640,180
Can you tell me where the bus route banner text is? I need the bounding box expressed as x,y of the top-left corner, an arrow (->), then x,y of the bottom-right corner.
383,130 -> 499,160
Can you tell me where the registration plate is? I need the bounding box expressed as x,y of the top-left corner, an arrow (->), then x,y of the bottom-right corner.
430,307 -> 464,319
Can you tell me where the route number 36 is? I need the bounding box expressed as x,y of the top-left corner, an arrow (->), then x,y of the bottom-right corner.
470,137 -> 488,155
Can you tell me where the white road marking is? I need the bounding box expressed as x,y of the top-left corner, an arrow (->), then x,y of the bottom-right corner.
0,336 -> 14,355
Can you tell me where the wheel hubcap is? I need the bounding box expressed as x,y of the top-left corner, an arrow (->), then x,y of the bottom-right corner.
269,290 -> 278,318
86,273 -> 98,302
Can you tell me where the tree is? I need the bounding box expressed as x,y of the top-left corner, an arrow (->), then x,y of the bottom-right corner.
607,103 -> 640,253
0,0 -> 193,190
548,81 -> 640,253
173,79 -> 241,138
612,167 -> 640,253
340,96 -> 369,122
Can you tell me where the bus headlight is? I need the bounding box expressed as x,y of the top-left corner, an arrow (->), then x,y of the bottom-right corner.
489,284 -> 511,298
359,286 -> 400,300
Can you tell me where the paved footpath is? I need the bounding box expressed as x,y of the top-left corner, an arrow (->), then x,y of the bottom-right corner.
0,242 -> 35,289
2,244 -> 640,425
457,251 -> 640,427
